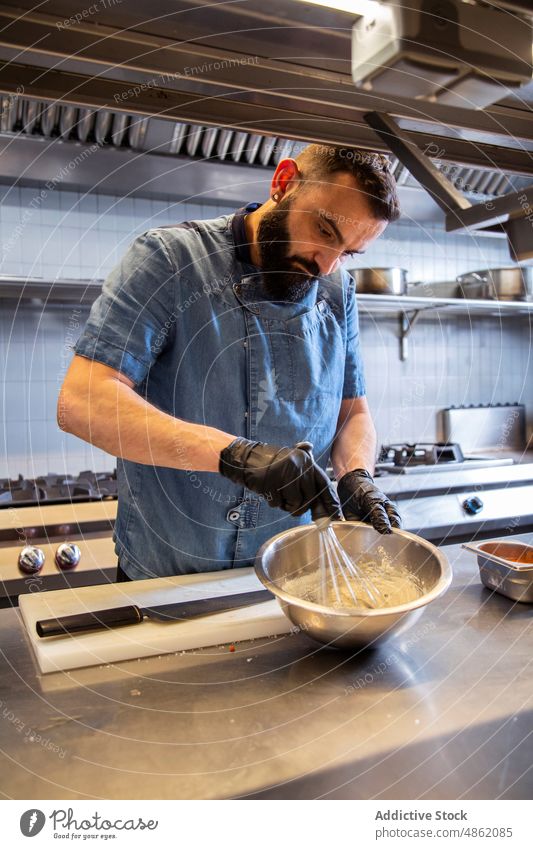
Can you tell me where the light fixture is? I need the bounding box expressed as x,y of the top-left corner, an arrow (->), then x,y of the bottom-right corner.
300,0 -> 382,14
350,0 -> 532,108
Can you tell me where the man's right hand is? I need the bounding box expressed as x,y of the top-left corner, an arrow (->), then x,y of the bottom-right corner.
219,438 -> 341,520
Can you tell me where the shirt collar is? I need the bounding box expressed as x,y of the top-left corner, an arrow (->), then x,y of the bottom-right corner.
231,202 -> 262,269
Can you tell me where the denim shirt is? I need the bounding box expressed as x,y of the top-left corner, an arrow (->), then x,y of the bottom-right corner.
74,204 -> 366,579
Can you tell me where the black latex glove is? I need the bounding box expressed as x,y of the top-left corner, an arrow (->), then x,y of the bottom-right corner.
337,468 -> 402,534
219,438 -> 342,520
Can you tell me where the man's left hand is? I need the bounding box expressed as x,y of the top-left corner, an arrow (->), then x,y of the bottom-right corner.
337,469 -> 402,534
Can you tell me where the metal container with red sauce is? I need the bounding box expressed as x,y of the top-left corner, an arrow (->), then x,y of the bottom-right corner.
463,540 -> 533,602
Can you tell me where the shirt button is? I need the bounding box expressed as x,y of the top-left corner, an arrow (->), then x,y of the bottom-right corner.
227,510 -> 241,523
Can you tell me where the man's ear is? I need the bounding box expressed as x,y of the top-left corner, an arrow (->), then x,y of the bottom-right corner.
271,158 -> 301,201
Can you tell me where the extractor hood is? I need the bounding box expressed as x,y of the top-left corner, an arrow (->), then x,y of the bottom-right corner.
1,0 -> 533,228
1,96 -> 533,227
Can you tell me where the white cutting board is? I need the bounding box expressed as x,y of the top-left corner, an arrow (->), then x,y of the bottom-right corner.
19,568 -> 292,674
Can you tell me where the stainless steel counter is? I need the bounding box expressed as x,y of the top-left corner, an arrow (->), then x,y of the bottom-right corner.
1,534 -> 532,800
375,457 -> 533,546
377,461 -> 533,499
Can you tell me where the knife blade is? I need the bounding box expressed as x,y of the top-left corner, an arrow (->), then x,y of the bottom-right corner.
36,589 -> 274,638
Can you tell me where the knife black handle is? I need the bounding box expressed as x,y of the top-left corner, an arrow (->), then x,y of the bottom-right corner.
36,605 -> 143,638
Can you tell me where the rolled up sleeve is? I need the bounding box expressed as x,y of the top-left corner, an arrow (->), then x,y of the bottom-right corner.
342,274 -> 366,398
74,230 -> 177,385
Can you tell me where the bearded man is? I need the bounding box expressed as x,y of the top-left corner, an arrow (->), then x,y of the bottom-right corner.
59,143 -> 401,581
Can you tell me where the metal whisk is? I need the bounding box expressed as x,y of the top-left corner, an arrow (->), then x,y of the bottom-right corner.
293,440 -> 386,609
315,517 -> 386,609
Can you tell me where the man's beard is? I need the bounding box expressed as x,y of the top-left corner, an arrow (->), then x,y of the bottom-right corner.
256,196 -> 320,302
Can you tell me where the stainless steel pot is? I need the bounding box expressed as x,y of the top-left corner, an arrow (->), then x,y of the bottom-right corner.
456,267 -> 533,301
255,521 -> 451,649
407,280 -> 459,298
353,267 -> 408,295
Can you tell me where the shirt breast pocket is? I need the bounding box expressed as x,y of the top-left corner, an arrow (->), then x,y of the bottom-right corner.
267,300 -> 345,403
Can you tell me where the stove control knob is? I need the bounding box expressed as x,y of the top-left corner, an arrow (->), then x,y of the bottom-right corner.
18,546 -> 45,575
462,495 -> 484,515
55,542 -> 81,571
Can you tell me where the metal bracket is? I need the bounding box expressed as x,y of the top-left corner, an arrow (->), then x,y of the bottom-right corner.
364,110 -> 533,262
364,111 -> 471,226
399,310 -> 422,362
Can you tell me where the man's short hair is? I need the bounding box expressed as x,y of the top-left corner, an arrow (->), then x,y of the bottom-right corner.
295,143 -> 401,223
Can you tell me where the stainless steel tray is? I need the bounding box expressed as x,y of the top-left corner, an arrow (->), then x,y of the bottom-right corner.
463,541 -> 533,603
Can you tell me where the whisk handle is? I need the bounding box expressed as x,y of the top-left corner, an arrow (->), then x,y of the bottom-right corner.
295,441 -> 314,454
310,500 -> 333,523
294,442 -> 342,522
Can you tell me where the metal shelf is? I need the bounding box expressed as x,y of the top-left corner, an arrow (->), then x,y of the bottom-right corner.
3,277 -> 532,359
357,292 -> 533,315
0,276 -> 103,304
356,293 -> 533,360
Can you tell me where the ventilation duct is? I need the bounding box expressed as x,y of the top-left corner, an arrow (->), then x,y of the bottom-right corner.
2,96 -> 533,216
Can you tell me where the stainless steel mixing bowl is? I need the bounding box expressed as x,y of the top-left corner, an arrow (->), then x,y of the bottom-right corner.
255,521 -> 452,649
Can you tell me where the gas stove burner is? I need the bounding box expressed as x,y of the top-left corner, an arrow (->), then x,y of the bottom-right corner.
0,475 -> 46,505
379,442 -> 465,467
0,469 -> 118,507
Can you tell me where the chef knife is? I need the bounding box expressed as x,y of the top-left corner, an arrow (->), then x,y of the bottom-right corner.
36,589 -> 274,638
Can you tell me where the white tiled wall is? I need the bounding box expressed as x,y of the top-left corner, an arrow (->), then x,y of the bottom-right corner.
0,189 -> 233,478
0,185 -> 222,281
0,184 -> 530,478
0,182 -> 513,282
359,315 -> 533,445
1,303 -> 98,479
350,220 -> 511,284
